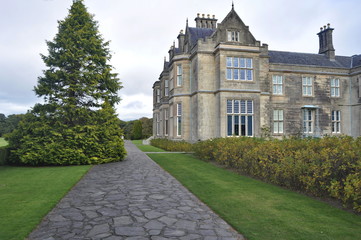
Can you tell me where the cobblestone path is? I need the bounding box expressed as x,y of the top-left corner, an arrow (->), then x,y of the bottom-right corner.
28,141 -> 244,240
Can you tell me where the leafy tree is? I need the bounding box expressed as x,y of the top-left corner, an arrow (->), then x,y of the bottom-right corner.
6,0 -> 125,165
139,117 -> 153,139
0,114 -> 24,137
132,120 -> 143,140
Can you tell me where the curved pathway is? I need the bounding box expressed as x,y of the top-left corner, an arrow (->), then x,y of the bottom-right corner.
28,141 -> 244,240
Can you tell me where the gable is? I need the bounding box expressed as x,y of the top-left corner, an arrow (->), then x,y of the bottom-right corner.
213,8 -> 257,45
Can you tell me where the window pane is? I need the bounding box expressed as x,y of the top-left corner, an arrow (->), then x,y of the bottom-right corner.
274,122 -> 279,133
331,79 -> 335,87
241,100 -> 246,113
241,116 -> 246,136
279,110 -> 283,120
331,88 -> 335,97
227,69 -> 232,80
246,58 -> 252,68
177,117 -> 182,135
227,100 -> 232,113
273,110 -> 279,121
240,70 -> 246,80
233,57 -> 239,67
227,32 -> 232,41
273,76 -> 277,84
247,70 -> 253,80
247,116 -> 253,136
279,122 -> 284,133
247,101 -> 253,114
273,85 -> 277,94
278,76 -> 283,84
227,115 -> 233,136
335,88 -> 339,97
233,69 -> 239,80
226,57 -> 232,67
234,100 -> 239,113
234,116 -> 239,135
240,58 -> 246,68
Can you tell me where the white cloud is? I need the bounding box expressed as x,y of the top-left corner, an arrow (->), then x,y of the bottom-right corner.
116,93 -> 153,121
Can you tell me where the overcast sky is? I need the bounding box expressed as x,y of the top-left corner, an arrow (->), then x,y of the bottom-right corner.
1,0 -> 361,120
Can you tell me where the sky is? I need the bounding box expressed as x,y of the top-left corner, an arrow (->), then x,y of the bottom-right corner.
1,0 -> 361,121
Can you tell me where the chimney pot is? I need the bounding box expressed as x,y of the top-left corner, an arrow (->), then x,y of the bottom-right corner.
320,27 -> 323,31
213,15 -> 215,19
202,14 -> 205,18
197,13 -> 200,17
207,14 -> 210,18
327,23 -> 330,28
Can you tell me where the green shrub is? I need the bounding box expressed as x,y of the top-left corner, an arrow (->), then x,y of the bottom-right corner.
0,146 -> 9,165
193,136 -> 361,213
150,138 -> 193,152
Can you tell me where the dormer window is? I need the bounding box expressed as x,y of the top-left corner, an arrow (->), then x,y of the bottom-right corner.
227,30 -> 240,42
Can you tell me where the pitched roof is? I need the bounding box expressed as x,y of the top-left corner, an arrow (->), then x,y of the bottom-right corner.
188,27 -> 215,47
352,55 -> 361,68
269,51 -> 352,68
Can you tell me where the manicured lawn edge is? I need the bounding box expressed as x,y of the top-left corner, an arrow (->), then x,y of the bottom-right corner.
0,165 -> 92,240
148,153 -> 361,240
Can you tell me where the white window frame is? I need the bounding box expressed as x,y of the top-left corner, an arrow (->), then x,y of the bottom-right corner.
303,109 -> 314,134
226,57 -> 253,81
164,80 -> 169,97
156,89 -> 160,103
227,100 -> 254,137
331,110 -> 341,133
156,113 -> 160,136
227,30 -> 240,42
272,75 -> 283,95
176,103 -> 182,136
302,77 -> 313,96
176,65 -> 183,86
273,110 -> 284,134
330,78 -> 340,97
164,109 -> 169,136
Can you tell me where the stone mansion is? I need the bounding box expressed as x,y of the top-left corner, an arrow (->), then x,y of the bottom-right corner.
152,6 -> 361,141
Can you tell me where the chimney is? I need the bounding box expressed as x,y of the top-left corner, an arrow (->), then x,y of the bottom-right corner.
317,23 -> 335,60
195,13 -> 217,29
177,29 -> 185,52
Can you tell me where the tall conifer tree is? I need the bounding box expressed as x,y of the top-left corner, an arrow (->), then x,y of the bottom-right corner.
7,0 -> 126,165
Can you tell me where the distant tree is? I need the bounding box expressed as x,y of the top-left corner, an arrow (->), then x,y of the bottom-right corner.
0,114 -> 24,137
6,0 -> 125,165
139,117 -> 153,139
132,120 -> 143,140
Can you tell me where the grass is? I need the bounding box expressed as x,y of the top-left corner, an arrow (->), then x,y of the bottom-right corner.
0,137 -> 8,147
132,140 -> 166,152
148,153 -> 361,240
0,165 -> 91,240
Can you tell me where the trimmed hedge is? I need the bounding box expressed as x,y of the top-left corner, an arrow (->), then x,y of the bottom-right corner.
150,138 -> 193,152
0,146 -> 9,165
193,136 -> 361,213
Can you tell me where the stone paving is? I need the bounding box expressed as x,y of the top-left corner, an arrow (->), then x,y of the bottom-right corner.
28,141 -> 245,240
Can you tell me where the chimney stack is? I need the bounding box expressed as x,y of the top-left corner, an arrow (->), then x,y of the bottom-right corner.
195,13 -> 218,29
317,23 -> 335,60
177,29 -> 185,53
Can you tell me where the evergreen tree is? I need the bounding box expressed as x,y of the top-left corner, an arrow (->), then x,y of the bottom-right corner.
132,120 -> 143,140
7,0 -> 126,165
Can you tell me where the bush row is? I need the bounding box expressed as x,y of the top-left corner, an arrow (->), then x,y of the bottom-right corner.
192,136 -> 361,212
150,138 -> 193,152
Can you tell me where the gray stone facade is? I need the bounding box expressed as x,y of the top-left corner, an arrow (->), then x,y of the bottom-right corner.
153,6 -> 361,142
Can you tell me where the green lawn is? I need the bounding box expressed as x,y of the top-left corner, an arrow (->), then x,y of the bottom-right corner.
0,165 -> 91,240
0,137 -> 8,147
148,153 -> 361,240
132,140 -> 166,152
